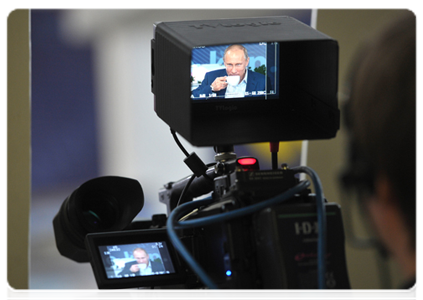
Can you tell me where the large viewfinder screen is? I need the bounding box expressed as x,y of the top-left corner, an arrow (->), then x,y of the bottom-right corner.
191,42 -> 279,100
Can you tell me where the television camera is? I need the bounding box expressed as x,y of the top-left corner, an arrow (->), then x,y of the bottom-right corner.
53,16 -> 350,289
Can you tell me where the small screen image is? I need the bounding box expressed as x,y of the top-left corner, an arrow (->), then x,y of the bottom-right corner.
191,42 -> 279,100
98,241 -> 176,279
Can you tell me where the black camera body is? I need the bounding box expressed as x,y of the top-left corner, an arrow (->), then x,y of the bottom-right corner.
81,157 -> 350,289
53,15 -> 349,290
159,157 -> 350,289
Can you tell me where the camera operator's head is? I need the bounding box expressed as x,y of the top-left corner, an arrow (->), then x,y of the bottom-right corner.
223,44 -> 250,81
343,11 -> 415,286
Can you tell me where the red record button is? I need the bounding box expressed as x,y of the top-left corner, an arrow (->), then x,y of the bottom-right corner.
237,157 -> 259,171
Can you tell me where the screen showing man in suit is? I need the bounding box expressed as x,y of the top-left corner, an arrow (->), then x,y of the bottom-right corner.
118,247 -> 165,277
98,241 -> 176,279
191,42 -> 278,100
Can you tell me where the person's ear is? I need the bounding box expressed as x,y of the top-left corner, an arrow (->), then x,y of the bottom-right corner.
364,175 -> 401,255
374,175 -> 398,208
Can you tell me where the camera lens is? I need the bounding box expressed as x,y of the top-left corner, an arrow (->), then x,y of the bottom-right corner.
53,176 -> 144,262
79,192 -> 119,232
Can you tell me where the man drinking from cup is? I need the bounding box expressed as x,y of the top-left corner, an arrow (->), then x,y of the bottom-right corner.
191,44 -> 266,99
118,247 -> 165,277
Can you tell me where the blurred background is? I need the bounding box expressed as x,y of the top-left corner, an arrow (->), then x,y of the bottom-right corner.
29,9 -> 307,289
8,9 -> 411,290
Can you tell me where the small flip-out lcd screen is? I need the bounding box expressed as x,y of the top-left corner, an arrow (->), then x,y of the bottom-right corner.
98,241 -> 176,279
85,229 -> 186,289
191,42 -> 279,100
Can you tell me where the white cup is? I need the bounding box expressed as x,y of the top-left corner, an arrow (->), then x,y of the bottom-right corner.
138,263 -> 147,270
226,75 -> 240,86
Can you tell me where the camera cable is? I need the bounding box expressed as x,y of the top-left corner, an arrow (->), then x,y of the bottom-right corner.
176,174 -> 196,207
167,180 -> 311,289
171,128 -> 190,157
170,128 -> 214,183
292,166 -> 327,289
270,141 -> 280,170
175,166 -> 327,289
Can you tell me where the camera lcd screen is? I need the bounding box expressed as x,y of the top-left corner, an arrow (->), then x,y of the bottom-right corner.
98,241 -> 176,279
85,229 -> 186,289
191,42 -> 279,101
153,16 -> 339,146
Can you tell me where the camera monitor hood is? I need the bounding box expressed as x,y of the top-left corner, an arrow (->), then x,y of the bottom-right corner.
151,16 -> 339,146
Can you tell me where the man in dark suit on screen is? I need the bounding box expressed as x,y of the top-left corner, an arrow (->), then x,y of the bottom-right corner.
118,247 -> 164,277
191,44 -> 266,99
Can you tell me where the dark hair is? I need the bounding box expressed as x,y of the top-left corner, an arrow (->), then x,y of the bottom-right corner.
344,12 -> 416,248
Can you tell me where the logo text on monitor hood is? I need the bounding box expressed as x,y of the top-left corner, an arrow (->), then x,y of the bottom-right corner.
215,105 -> 238,112
189,21 -> 281,30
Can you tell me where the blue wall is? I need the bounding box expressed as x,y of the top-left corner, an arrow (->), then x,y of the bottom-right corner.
31,10 -> 99,192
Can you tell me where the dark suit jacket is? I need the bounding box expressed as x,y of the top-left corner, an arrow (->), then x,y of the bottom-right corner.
118,259 -> 165,276
191,69 -> 266,98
